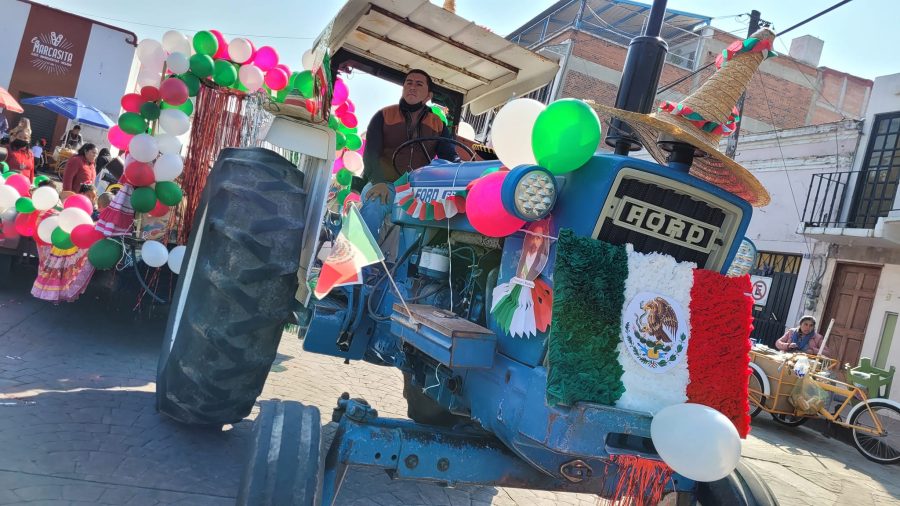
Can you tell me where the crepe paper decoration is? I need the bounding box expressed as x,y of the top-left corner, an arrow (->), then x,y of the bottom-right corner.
491,220 -> 552,338
715,37 -> 777,69
604,454 -> 673,506
659,101 -> 741,137
393,173 -> 467,221
687,271 -> 754,438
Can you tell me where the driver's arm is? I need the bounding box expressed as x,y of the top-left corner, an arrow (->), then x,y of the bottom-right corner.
435,124 -> 461,163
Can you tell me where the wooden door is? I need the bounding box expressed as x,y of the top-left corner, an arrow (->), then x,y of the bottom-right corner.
822,263 -> 881,369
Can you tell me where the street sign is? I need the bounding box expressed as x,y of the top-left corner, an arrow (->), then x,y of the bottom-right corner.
750,275 -> 773,306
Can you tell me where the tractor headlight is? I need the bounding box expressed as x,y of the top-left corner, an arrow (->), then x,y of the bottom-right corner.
501,165 -> 558,221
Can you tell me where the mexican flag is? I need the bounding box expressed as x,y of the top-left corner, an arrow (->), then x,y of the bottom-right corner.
313,204 -> 384,299
546,230 -> 753,437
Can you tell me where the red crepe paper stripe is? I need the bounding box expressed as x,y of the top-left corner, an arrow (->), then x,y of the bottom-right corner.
433,201 -> 446,221
533,276 -> 553,332
687,271 -> 753,438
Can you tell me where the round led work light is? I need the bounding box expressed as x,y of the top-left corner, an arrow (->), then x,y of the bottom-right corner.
500,165 -> 558,221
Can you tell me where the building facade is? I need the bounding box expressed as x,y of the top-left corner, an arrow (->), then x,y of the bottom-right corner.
0,0 -> 137,148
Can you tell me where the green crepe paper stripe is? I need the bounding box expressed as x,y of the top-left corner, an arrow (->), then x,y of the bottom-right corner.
546,230 -> 627,407
394,173 -> 409,186
492,284 -> 521,335
426,204 -> 434,221
400,198 -> 414,211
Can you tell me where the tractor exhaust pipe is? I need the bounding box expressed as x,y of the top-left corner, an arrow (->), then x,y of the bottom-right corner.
605,0 -> 670,155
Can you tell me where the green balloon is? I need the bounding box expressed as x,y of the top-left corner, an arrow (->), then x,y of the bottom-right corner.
0,161 -> 9,173
178,73 -> 201,97
328,115 -> 339,131
336,189 -> 351,206
162,98 -> 194,116
155,181 -> 183,206
431,105 -> 448,125
345,133 -> 362,151
140,102 -> 160,121
33,175 -> 49,186
336,168 -> 353,187
189,54 -> 215,79
118,112 -> 148,135
131,186 -> 157,213
193,30 -> 218,56
531,98 -> 601,175
51,227 -> 74,249
294,70 -> 315,98
335,130 -> 346,150
15,197 -> 35,213
88,238 -> 122,270
275,86 -> 289,103
213,60 -> 237,87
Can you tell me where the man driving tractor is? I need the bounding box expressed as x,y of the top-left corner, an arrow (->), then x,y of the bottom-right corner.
357,69 -> 459,236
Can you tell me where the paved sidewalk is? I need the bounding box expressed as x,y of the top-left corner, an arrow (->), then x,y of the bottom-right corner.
1,268 -> 899,505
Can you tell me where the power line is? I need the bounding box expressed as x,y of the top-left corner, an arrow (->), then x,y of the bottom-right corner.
657,0 -> 855,94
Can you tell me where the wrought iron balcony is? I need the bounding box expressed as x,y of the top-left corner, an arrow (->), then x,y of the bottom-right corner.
801,167 -> 900,230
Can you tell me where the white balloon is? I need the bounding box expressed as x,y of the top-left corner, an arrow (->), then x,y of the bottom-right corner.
159,109 -> 191,136
155,133 -> 182,155
137,39 -> 166,68
342,151 -> 364,176
490,98 -> 546,169
0,208 -> 16,224
137,68 -> 162,88
457,121 -> 476,140
58,207 -> 93,233
238,64 -> 265,92
140,240 -> 169,268
162,30 -> 191,55
301,49 -> 315,70
32,186 -> 60,211
228,38 -> 254,64
650,403 -> 741,483
153,153 -> 184,181
0,185 -> 19,209
37,215 -> 59,244
129,134 -> 159,163
165,52 -> 190,74
167,245 -> 186,274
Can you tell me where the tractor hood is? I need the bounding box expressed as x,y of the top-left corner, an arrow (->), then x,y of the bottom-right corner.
313,0 -> 559,115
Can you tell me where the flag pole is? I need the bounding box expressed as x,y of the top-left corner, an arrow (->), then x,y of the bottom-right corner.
380,259 -> 418,325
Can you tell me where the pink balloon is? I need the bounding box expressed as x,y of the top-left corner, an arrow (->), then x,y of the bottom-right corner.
140,86 -> 160,102
159,78 -> 189,106
332,156 -> 344,173
340,113 -> 358,129
264,68 -> 289,91
149,201 -> 169,217
345,99 -> 355,113
254,46 -> 279,71
332,79 -> 349,106
210,29 -> 229,59
108,126 -> 134,151
64,194 -> 94,214
121,93 -> 144,113
465,172 -> 525,237
71,223 -> 103,249
5,174 -> 30,196
274,63 -> 291,76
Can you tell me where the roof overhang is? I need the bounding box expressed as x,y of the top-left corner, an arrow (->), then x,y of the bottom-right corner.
316,0 -> 559,115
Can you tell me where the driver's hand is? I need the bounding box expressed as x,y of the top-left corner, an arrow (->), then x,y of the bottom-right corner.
366,183 -> 392,205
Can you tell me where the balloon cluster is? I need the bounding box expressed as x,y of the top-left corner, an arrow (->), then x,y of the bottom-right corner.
139,241 -> 186,274
464,98 -> 602,238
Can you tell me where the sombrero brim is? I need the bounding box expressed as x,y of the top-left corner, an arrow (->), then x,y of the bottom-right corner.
262,97 -> 316,122
589,101 -> 770,207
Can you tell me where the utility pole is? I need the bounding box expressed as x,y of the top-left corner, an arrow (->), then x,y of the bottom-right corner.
725,10 -> 762,159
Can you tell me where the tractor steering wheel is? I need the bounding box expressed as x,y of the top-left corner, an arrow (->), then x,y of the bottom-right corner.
391,136 -> 477,175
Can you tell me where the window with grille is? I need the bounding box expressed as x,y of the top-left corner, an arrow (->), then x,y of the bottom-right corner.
850,111 -> 900,228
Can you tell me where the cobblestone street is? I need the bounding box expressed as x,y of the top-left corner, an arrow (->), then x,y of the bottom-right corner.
1,270 -> 899,505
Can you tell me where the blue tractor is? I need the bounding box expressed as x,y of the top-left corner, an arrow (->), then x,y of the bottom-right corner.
156,1 -> 777,504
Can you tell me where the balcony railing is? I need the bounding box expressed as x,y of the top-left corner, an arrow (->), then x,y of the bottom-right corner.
802,168 -> 900,229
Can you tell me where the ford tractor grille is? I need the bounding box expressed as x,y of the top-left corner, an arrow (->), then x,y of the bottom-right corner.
594,170 -> 743,271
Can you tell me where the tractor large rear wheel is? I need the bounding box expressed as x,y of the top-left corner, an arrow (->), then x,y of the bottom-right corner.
156,147 -> 307,426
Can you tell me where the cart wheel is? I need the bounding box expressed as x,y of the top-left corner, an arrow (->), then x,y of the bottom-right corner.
849,400 -> 900,464
693,461 -> 779,505
236,400 -> 323,506
748,369 -> 766,418
156,147 -> 307,426
772,413 -> 808,427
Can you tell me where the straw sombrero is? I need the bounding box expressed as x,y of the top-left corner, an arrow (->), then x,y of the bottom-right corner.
590,28 -> 777,207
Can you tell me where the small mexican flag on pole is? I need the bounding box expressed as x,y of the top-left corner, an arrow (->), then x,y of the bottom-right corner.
313,204 -> 384,299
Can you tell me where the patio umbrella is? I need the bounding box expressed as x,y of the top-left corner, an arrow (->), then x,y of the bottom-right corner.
20,96 -> 115,129
0,87 -> 24,113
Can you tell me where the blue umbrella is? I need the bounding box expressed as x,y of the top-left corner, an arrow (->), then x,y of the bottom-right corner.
20,95 -> 115,129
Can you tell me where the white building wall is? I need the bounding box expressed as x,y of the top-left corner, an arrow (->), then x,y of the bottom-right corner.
0,0 -> 31,88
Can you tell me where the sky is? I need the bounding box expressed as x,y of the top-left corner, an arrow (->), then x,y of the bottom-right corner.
39,0 -> 899,130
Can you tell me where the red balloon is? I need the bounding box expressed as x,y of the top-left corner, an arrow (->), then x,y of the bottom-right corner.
465,171 -> 525,237
274,63 -> 291,76
64,194 -> 94,214
4,174 -> 30,196
140,86 -> 161,102
124,161 -> 156,187
210,29 -> 229,59
71,223 -> 104,249
345,99 -> 355,113
121,93 -> 145,113
159,78 -> 189,106
340,113 -> 358,129
148,201 -> 169,217
305,100 -> 318,115
14,212 -> 38,236
335,103 -> 349,117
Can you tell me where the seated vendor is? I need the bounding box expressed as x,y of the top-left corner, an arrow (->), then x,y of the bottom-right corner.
357,69 -> 459,236
775,315 -> 830,356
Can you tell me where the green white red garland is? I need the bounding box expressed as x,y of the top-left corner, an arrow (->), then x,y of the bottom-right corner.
393,173 -> 468,221
658,101 -> 741,136
715,37 -> 776,69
